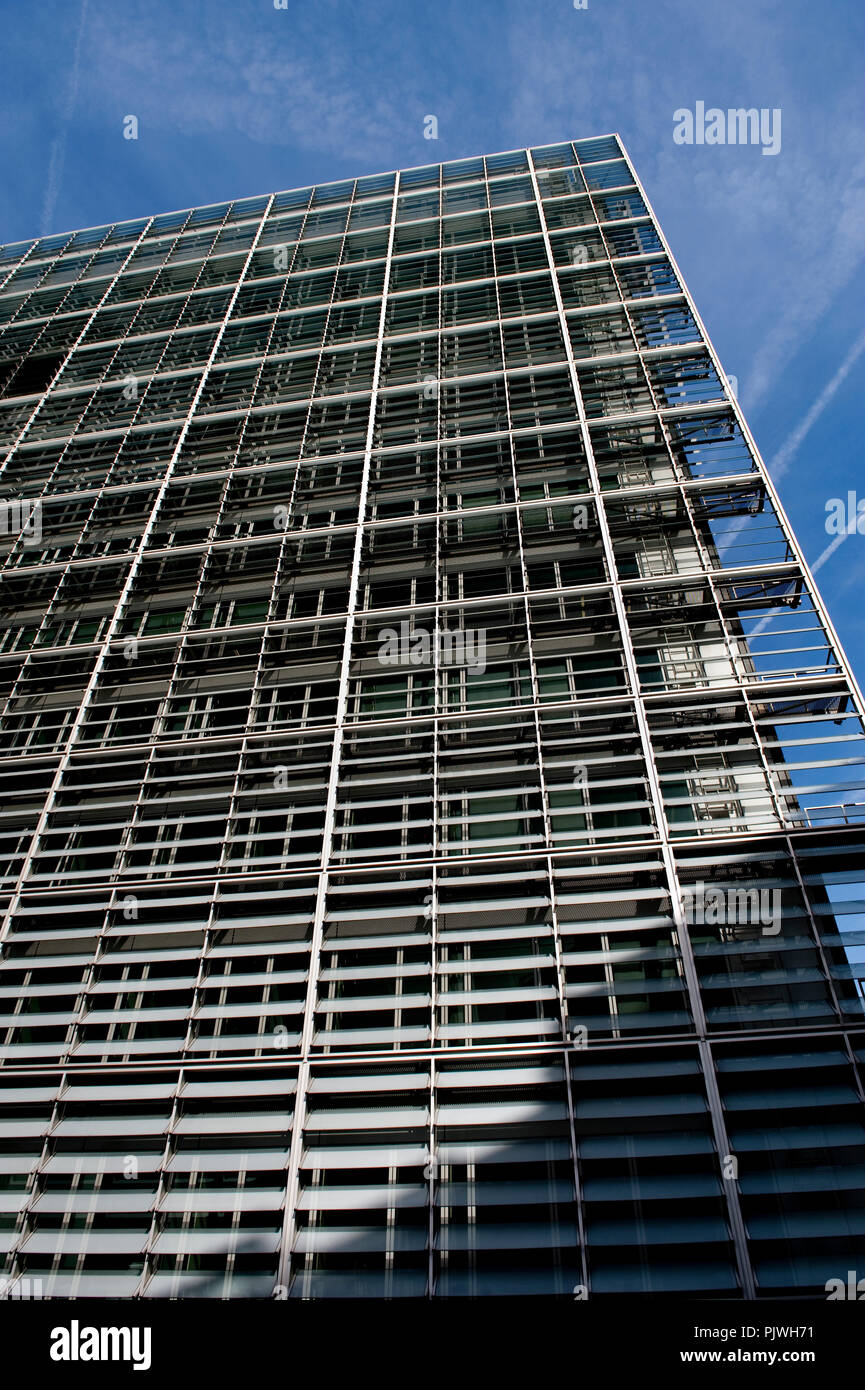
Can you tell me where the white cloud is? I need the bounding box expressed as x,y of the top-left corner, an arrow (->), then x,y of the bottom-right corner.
769,325 -> 865,481
40,0 -> 90,235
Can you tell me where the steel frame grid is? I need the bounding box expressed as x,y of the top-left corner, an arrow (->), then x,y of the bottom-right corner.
0,137 -> 863,1300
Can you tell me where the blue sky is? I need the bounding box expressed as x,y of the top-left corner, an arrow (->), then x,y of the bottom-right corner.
1,0 -> 864,687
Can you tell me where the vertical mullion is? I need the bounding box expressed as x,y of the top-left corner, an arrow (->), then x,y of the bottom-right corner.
617,139 -> 865,727
276,173 -> 401,1295
528,143 -> 756,1299
0,196 -> 276,945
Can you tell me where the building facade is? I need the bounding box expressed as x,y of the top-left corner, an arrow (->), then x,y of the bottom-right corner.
0,136 -> 864,1299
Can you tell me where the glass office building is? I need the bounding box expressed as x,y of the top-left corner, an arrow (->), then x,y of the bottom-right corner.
1,135 -> 864,1300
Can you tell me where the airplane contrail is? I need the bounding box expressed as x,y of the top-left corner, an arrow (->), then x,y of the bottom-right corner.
40,0 -> 90,236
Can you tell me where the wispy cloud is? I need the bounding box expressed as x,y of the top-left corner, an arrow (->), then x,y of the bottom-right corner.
495,1 -> 865,422
768,325 -> 865,481
810,526 -> 857,578
744,153 -> 865,411
40,0 -> 89,235
717,327 -> 865,566
80,0 -> 466,168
